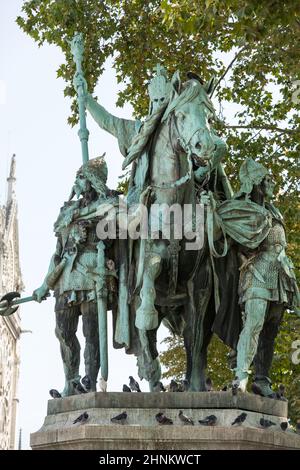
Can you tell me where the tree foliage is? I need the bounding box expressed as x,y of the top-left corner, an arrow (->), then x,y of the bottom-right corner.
17,0 -> 300,420
16,1 -> 300,229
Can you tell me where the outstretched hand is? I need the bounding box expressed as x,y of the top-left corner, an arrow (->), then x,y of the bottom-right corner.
32,285 -> 49,303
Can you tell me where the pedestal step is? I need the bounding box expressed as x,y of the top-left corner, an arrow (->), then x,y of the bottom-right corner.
30,392 -> 300,450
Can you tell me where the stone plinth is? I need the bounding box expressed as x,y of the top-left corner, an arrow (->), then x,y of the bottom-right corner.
30,392 -> 300,450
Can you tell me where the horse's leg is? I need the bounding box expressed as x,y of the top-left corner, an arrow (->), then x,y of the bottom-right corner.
182,304 -> 193,386
189,264 -> 214,391
132,292 -> 162,390
147,325 -> 163,391
135,241 -> 162,331
189,294 -> 212,391
197,327 -> 214,391
136,323 -> 162,391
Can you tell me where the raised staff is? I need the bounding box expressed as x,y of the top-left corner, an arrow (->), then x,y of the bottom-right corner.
69,33 -> 109,384
70,32 -> 90,164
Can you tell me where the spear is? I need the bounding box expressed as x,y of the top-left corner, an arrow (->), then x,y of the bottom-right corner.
69,32 -> 89,164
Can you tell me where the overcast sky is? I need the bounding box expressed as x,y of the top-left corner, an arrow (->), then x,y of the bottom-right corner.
0,0 -> 170,449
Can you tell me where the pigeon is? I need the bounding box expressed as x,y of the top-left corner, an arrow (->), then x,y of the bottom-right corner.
155,412 -> 173,425
277,383 -> 285,397
296,420 -> 300,435
111,411 -> 127,425
122,384 -> 131,392
72,381 -> 87,394
81,375 -> 91,392
251,382 -> 263,396
99,377 -> 107,392
73,411 -> 89,424
199,415 -> 217,426
232,382 -> 239,396
129,376 -> 141,392
205,377 -> 213,392
260,417 -> 276,429
153,381 -> 166,392
178,379 -> 189,392
49,389 -> 61,399
252,382 -> 277,399
231,412 -> 247,426
169,379 -> 179,392
179,410 -> 194,425
276,384 -> 287,401
280,421 -> 288,431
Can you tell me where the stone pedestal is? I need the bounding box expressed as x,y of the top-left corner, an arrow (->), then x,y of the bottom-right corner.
30,392 -> 300,450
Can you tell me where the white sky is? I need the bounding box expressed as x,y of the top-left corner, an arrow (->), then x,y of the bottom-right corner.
0,0 -> 170,449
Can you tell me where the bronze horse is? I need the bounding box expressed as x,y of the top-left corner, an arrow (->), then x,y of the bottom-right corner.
118,72 -> 235,391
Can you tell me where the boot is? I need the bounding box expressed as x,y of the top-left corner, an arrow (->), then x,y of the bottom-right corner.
62,375 -> 81,397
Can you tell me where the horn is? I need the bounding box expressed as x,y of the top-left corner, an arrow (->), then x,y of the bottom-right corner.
171,70 -> 181,94
204,77 -> 215,96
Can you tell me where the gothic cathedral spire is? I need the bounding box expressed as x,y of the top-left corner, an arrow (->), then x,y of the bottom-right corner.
6,154 -> 16,206
0,153 -> 22,450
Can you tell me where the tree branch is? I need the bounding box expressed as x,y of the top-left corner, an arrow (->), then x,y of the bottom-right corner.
224,125 -> 296,134
211,46 -> 246,97
244,129 -> 262,144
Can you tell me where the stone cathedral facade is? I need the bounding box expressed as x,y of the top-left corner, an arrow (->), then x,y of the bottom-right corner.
0,155 -> 23,450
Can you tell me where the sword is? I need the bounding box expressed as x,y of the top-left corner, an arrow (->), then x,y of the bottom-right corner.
69,32 -> 89,164
95,241 -> 108,382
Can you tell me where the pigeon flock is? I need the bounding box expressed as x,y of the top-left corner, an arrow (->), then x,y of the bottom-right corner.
70,408 -> 294,432
49,376 -> 288,398
49,376 -> 298,433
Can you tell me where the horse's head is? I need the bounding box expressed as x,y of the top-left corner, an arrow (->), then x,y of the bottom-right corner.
162,71 -> 217,166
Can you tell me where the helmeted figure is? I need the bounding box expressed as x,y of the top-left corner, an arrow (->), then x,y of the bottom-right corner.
33,157 -> 119,396
233,158 -> 300,396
